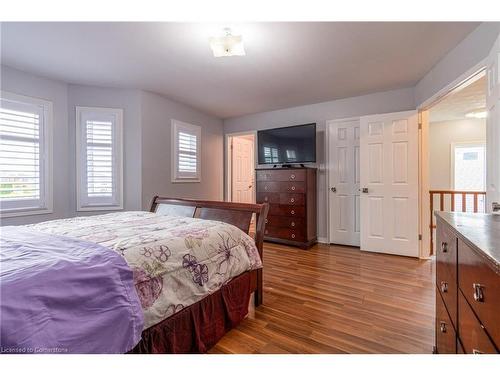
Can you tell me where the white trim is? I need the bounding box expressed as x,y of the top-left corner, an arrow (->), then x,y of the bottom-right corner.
317,237 -> 329,244
0,91 -> 53,218
224,130 -> 257,202
171,119 -> 201,183
418,59 -> 487,111
76,106 -> 123,211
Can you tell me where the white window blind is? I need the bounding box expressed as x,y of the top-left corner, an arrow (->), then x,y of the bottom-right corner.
0,92 -> 52,217
171,120 -> 201,182
76,107 -> 123,211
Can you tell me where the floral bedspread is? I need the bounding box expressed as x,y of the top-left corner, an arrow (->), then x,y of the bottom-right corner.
26,211 -> 262,329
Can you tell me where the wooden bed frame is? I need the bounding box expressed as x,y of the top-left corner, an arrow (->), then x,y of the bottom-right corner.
149,196 -> 269,306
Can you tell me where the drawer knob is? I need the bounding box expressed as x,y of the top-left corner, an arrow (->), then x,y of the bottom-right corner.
473,283 -> 484,302
291,221 -> 295,227
290,198 -> 295,203
472,349 -> 484,354
440,281 -> 448,293
291,186 -> 296,191
291,234 -> 295,239
291,210 -> 295,215
441,242 -> 448,253
439,322 -> 447,333
264,196 -> 268,201
265,218 -> 268,224
290,174 -> 296,180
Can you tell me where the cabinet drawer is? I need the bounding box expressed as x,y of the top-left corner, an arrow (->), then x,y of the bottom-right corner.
436,289 -> 456,354
256,192 -> 280,204
264,226 -> 306,242
436,222 -> 457,326
266,215 -> 304,229
279,181 -> 306,193
279,193 -> 305,206
458,238 -> 500,347
437,265 -> 457,328
256,181 -> 280,192
256,169 -> 306,182
268,204 -> 305,218
458,291 -> 498,354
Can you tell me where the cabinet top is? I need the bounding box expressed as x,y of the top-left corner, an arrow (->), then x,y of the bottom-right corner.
435,211 -> 500,274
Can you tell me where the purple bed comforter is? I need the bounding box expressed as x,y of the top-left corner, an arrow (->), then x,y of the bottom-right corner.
0,226 -> 143,354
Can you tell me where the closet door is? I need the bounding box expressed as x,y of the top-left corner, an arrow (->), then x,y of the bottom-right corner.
360,111 -> 419,257
486,34 -> 500,211
328,118 -> 360,246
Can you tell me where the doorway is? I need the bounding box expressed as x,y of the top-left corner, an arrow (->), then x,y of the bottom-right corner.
419,72 -> 487,256
226,132 -> 256,204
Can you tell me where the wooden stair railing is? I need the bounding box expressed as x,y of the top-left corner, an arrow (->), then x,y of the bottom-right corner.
429,190 -> 486,255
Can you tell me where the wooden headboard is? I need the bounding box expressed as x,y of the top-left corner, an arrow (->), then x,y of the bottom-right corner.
149,196 -> 269,306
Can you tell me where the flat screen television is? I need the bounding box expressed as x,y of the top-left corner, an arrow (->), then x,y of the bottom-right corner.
257,123 -> 316,165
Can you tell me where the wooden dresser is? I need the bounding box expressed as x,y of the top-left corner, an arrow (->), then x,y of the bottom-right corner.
435,212 -> 500,354
256,167 -> 317,249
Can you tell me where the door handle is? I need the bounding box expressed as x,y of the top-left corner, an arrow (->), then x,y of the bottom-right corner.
330,187 -> 336,193
362,188 -> 369,194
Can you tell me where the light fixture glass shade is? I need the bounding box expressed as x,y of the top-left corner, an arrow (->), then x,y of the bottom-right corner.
209,33 -> 245,57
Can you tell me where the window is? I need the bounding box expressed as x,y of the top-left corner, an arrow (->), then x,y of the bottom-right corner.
171,119 -> 201,182
263,146 -> 279,163
452,142 -> 486,212
0,91 -> 52,217
76,107 -> 123,211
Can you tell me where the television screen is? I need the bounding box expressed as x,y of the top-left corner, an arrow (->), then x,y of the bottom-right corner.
257,123 -> 316,165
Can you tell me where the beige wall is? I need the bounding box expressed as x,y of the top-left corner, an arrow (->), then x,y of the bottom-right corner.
429,118 -> 486,190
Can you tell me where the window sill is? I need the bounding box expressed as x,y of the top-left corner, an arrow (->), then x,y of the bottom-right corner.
77,205 -> 123,212
171,178 -> 201,183
0,207 -> 53,218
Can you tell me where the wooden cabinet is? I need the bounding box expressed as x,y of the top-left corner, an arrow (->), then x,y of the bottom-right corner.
256,167 -> 317,249
434,212 -> 500,354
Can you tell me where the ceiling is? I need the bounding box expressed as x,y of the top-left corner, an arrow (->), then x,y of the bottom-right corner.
1,22 -> 480,118
429,75 -> 486,122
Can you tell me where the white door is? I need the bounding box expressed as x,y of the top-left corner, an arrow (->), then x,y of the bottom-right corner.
486,34 -> 500,211
328,118 -> 360,246
360,111 -> 419,257
231,136 -> 255,204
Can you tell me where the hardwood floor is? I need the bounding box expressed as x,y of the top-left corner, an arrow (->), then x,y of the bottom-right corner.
210,242 -> 435,354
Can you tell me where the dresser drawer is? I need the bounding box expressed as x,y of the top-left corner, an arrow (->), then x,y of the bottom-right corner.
266,215 -> 303,229
458,291 -> 498,354
437,265 -> 457,328
256,169 -> 306,182
264,226 -> 306,242
279,193 -> 305,206
458,238 -> 500,347
256,192 -> 280,204
268,204 -> 305,218
436,289 -> 457,354
279,181 -> 306,193
256,181 -> 280,192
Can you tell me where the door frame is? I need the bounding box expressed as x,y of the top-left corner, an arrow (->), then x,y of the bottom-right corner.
325,116 -> 360,244
224,130 -> 257,203
417,59 -> 487,259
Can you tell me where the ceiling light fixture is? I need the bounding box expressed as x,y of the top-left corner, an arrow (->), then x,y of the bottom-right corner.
209,28 -> 245,57
465,110 -> 488,119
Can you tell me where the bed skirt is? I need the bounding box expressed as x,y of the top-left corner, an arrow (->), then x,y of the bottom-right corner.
130,271 -> 252,353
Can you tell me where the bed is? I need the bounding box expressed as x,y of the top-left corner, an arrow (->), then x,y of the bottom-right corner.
0,197 -> 268,354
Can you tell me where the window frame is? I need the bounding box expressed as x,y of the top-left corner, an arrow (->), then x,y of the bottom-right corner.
171,119 -> 201,183
0,91 -> 53,218
76,106 -> 123,211
450,141 -> 487,191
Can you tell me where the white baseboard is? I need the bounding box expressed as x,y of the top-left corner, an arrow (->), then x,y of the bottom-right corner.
317,237 -> 329,244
